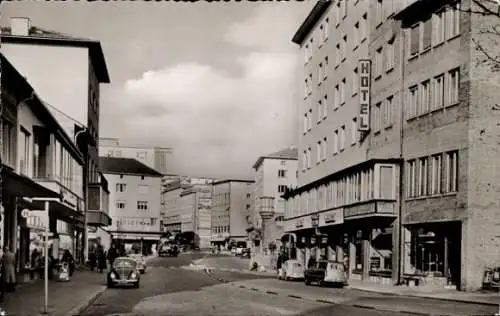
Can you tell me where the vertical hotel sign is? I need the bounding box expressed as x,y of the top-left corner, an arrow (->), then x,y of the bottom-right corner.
358,60 -> 371,132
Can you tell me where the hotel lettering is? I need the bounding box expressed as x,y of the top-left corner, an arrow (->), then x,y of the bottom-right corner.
358,59 -> 371,131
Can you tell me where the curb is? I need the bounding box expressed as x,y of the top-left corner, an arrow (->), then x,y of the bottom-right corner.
65,286 -> 106,316
349,286 -> 499,307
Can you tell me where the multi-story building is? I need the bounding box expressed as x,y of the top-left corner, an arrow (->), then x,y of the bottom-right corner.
178,184 -> 212,249
284,0 -> 500,292
1,17 -> 112,260
1,54 -> 86,278
99,137 -> 173,176
161,180 -> 184,233
211,179 -> 254,248
99,157 -> 163,255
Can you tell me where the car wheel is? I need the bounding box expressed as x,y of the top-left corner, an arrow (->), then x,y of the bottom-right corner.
284,273 -> 289,281
305,278 -> 310,286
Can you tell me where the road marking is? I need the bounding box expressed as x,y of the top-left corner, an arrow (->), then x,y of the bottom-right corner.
353,304 -> 376,310
316,299 -> 335,305
266,291 -> 278,295
288,294 -> 302,299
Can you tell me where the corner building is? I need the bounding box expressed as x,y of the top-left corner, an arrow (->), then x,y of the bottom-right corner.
284,0 -> 500,291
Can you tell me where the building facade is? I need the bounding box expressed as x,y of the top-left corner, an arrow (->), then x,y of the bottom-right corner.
211,179 -> 254,248
1,17 -> 112,260
1,54 -> 86,278
161,181 -> 184,233
99,157 -> 163,255
99,137 -> 173,176
178,184 -> 212,249
284,0 -> 500,292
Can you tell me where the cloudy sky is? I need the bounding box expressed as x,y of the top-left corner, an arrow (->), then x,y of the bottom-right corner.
1,2 -> 313,179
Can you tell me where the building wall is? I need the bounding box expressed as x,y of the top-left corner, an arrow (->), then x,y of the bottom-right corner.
197,189 -> 212,249
162,187 -> 183,229
179,192 -> 196,233
297,0 -> 371,188
105,173 -> 161,233
211,182 -> 230,241
229,181 -> 254,238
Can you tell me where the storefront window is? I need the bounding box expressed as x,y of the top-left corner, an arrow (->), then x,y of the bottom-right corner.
411,229 -> 445,276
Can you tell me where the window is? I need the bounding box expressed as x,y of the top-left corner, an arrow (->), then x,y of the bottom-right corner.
340,78 -> 346,105
116,201 -> 126,209
322,137 -> 327,160
410,24 -> 420,56
342,0 -> 347,18
432,74 -> 444,110
307,148 -> 312,169
136,151 -> 147,161
116,183 -> 127,192
278,169 -> 287,178
137,201 -> 149,210
407,160 -> 417,198
447,3 -> 460,38
351,118 -> 357,145
303,113 -> 308,134
448,68 -> 460,105
335,43 -> 341,66
308,109 -> 313,130
444,151 -> 458,193
373,102 -> 382,132
386,38 -> 395,71
376,0 -> 383,26
339,126 -> 346,151
278,185 -> 287,194
408,85 -> 419,118
323,18 -> 329,41
334,84 -> 340,109
317,100 -> 323,122
352,68 -> 359,96
333,130 -> 339,154
316,141 -> 322,164
19,127 -> 30,176
361,13 -> 368,42
335,1 -> 341,25
324,56 -> 329,79
354,22 -> 360,48
420,80 -> 431,115
418,157 -> 428,196
318,62 -> 324,84
433,10 -> 445,45
422,17 -> 432,50
431,154 -> 442,195
2,120 -> 15,167
323,94 -> 328,119
137,184 -> 150,194
375,47 -> 383,78
342,35 -> 347,61
304,78 -> 309,98
384,96 -> 393,127
304,44 -> 310,64
302,151 -> 307,171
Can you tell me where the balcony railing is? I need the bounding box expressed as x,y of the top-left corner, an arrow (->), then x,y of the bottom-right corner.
88,181 -> 111,226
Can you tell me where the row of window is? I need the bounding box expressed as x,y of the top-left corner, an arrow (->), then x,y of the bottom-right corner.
115,200 -> 150,210
407,151 -> 458,199
409,3 -> 460,58
373,94 -> 395,133
303,118 -> 358,171
212,226 -> 230,234
115,217 -> 158,227
407,68 -> 459,119
374,37 -> 396,80
286,164 -> 397,219
116,183 -> 150,193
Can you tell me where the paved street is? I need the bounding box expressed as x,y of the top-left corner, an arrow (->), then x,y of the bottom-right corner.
78,254 -> 500,316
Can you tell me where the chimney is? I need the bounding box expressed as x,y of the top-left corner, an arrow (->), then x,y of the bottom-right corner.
11,17 -> 31,36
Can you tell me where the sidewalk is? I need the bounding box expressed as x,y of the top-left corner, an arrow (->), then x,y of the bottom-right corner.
2,269 -> 106,316
348,279 -> 500,306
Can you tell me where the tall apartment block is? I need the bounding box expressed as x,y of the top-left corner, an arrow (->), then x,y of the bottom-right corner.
283,0 -> 500,291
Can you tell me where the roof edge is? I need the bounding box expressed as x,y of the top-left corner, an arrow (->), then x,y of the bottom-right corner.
292,0 -> 332,45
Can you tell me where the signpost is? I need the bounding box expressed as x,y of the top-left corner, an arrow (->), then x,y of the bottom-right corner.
358,59 -> 372,132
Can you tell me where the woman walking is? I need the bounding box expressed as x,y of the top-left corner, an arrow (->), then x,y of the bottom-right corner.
2,247 -> 16,292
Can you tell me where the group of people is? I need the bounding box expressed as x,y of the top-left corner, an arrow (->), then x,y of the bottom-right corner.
88,243 -> 124,272
30,247 -> 76,281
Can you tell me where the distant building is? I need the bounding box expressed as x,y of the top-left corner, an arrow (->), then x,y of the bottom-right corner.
99,137 -> 173,176
211,179 -> 254,248
178,184 -> 212,249
99,157 -> 163,254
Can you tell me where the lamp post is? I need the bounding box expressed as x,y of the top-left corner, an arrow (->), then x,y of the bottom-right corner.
259,196 -> 275,252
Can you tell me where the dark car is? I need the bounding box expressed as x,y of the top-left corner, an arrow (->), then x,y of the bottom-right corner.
304,260 -> 328,286
107,257 -> 141,288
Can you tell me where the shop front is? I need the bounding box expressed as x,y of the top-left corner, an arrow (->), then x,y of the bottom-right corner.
317,209 -> 345,264
283,214 -> 313,268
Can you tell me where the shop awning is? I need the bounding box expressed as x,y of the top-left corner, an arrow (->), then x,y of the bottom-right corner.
22,198 -> 85,224
2,166 -> 61,199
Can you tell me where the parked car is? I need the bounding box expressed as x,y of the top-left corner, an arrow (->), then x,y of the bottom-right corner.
241,248 -> 251,258
107,257 -> 141,288
304,260 -> 346,288
129,253 -> 147,274
278,260 -> 304,281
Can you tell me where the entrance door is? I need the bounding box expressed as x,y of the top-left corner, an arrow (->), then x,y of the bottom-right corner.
447,226 -> 462,289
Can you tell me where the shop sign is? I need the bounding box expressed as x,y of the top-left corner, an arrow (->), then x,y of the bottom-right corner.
60,187 -> 78,210
296,219 -> 304,228
358,59 -> 371,132
319,209 -> 344,227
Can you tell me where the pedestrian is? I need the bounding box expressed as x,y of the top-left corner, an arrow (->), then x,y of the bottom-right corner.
276,253 -> 283,276
61,249 -> 75,276
107,244 -> 119,267
2,246 -> 16,292
0,247 -> 6,303
307,255 -> 316,269
97,246 -> 107,273
30,248 -> 40,280
89,248 -> 97,271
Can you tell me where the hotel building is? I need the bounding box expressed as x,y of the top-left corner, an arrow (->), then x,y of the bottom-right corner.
284,0 -> 500,291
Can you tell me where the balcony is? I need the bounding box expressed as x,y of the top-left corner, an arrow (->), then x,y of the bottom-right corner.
88,180 -> 112,227
343,199 -> 397,225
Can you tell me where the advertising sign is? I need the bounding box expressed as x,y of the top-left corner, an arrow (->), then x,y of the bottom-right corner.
319,209 -> 344,227
358,59 -> 372,131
